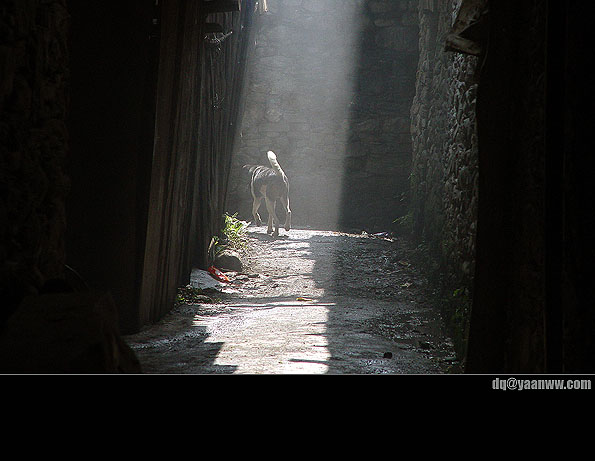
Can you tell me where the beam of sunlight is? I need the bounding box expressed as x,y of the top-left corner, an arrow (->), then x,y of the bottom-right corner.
203,1 -> 370,373
293,2 -> 366,229
235,0 -> 366,230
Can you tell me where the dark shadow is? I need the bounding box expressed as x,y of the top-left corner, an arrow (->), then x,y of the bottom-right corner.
337,4 -> 419,233
125,303 -> 237,374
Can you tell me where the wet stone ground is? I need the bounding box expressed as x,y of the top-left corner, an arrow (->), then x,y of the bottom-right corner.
124,227 -> 459,374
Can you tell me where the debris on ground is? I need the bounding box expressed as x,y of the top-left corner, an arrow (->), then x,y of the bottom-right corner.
207,265 -> 231,283
360,230 -> 395,241
191,268 -> 227,290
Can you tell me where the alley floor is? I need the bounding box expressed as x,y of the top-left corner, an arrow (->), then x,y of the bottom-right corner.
124,227 -> 459,374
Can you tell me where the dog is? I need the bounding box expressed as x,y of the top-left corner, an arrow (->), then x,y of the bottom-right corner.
243,150 -> 291,237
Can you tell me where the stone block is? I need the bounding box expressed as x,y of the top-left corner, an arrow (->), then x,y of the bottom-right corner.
214,250 -> 244,272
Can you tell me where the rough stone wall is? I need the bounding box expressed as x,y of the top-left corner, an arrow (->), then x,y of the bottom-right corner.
408,0 -> 479,354
226,0 -> 419,232
0,0 -> 70,323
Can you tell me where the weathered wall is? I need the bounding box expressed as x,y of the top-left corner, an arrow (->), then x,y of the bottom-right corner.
67,0 -> 255,332
0,0 -> 70,324
409,0 -> 479,354
1,0 -> 255,338
66,0 -> 159,334
226,0 -> 419,232
139,0 -> 256,327
403,0 -> 594,372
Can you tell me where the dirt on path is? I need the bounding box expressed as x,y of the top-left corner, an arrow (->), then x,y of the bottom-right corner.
125,226 -> 459,374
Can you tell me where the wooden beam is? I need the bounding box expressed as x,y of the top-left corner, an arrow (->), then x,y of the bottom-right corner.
202,0 -> 241,14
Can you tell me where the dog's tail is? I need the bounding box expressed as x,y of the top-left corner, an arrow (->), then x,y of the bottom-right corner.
267,150 -> 286,178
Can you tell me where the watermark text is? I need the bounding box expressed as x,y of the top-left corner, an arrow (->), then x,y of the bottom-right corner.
492,377 -> 591,391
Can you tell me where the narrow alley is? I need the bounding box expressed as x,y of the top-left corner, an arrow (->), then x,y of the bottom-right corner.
2,1 -> 593,376
125,227 -> 458,374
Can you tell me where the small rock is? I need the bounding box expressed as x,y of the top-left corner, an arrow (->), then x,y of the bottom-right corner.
214,250 -> 243,272
383,352 -> 393,359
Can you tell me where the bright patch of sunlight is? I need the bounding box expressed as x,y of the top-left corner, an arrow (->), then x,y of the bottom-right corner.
193,300 -> 336,374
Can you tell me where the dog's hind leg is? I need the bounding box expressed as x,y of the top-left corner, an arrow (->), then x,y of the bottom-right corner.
265,197 -> 280,236
252,196 -> 263,226
280,194 -> 291,231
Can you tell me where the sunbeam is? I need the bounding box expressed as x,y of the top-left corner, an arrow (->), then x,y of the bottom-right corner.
230,0 -> 367,230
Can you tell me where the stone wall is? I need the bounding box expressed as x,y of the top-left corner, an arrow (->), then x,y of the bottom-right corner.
0,0 -> 70,323
409,0 -> 479,353
226,0 -> 419,232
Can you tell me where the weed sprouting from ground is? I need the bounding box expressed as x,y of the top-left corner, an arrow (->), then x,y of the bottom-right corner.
221,212 -> 250,251
208,212 -> 250,265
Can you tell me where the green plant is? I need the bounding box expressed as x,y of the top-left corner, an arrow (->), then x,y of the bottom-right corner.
222,212 -> 249,250
209,213 -> 250,263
